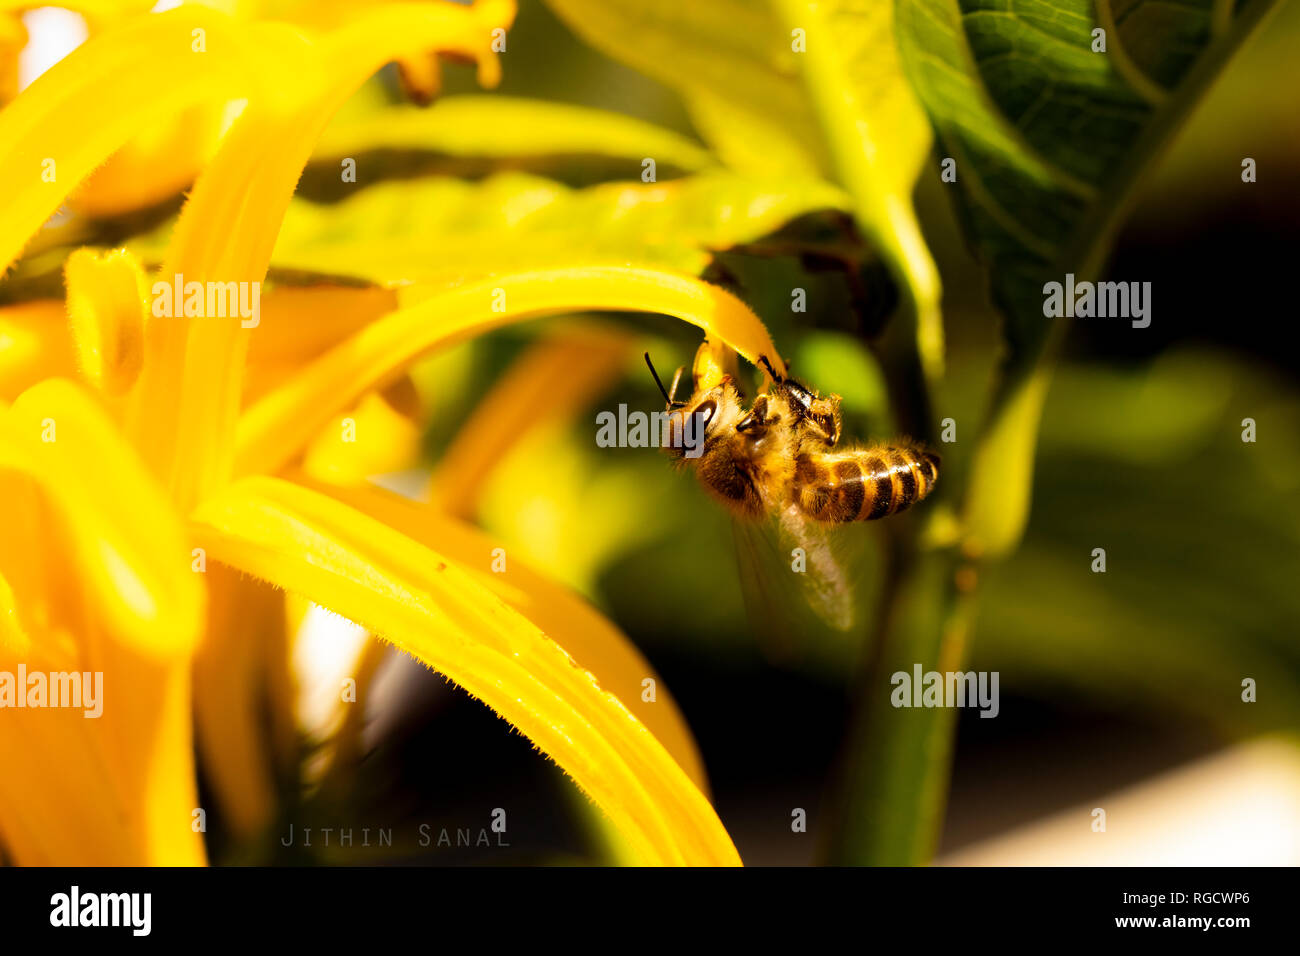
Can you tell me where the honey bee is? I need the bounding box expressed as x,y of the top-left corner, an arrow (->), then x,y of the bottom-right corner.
645,343 -> 939,525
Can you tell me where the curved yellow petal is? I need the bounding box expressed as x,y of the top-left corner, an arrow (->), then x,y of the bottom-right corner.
0,300 -> 77,399
192,475 -> 740,865
395,49 -> 442,105
1,378 -> 202,658
3,4 -> 228,216
71,103 -> 228,217
240,287 -> 401,406
300,389 -> 423,485
0,380 -> 204,866
430,324 -> 635,518
0,567 -> 28,657
294,470 -> 711,794
126,0 -> 514,510
0,7 -> 266,275
249,285 -> 399,366
63,247 -> 147,393
0,466 -> 51,649
238,266 -> 784,477
0,12 -> 23,104
0,646 -> 205,865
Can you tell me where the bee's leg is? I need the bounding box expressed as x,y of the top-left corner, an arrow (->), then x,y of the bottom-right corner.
668,365 -> 685,405
805,394 -> 842,446
758,354 -> 784,383
736,394 -> 769,433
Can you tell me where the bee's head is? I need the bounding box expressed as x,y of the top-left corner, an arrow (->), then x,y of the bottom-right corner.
645,349 -> 744,461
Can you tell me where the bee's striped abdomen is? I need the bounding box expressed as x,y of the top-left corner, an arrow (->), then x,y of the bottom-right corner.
793,445 -> 939,523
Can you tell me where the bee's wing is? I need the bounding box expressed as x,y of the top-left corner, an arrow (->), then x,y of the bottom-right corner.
730,502 -> 880,658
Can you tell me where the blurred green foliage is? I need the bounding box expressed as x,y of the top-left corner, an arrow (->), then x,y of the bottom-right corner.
975,351 -> 1300,734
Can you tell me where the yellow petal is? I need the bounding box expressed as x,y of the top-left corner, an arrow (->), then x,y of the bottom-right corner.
0,300 -> 77,399
1,378 -> 202,658
0,567 -> 28,657
395,50 -> 441,106
0,645 -> 205,865
249,285 -> 398,366
70,103 -> 228,217
301,389 -> 423,485
126,0 -> 515,510
238,266 -> 784,477
63,247 -> 146,393
0,7 -> 265,276
194,563 -> 291,841
431,324 -> 635,517
295,470 -> 711,794
0,1 -> 157,28
0,12 -> 23,104
0,466 -> 51,648
0,381 -> 204,865
6,0 -> 222,213
239,287 -> 400,406
192,475 -> 740,865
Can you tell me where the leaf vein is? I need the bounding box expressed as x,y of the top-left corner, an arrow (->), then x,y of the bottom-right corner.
1095,0 -> 1171,105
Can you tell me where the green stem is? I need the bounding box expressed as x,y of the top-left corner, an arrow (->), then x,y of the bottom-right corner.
823,544 -> 977,864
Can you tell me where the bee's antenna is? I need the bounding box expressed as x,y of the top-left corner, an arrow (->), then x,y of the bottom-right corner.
645,352 -> 685,408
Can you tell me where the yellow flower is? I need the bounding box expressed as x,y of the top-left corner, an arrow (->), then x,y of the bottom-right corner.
0,378 -> 204,865
0,0 -> 787,865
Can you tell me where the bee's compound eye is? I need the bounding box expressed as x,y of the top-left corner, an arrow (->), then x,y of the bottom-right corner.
695,399 -> 718,427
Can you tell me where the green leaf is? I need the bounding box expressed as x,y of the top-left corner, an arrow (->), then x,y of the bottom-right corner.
962,365 -> 1051,558
308,94 -> 717,183
895,0 -> 1278,374
544,0 -> 944,383
234,172 -> 850,286
897,0 -> 1281,556
544,0 -> 827,174
315,95 -> 714,169
974,351 -> 1300,733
